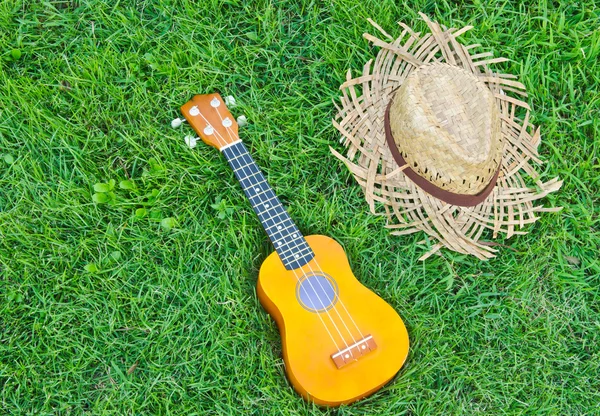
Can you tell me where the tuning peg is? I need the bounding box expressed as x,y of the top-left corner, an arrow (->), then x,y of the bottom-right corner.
184,135 -> 198,149
224,95 -> 236,107
236,115 -> 247,127
171,117 -> 186,129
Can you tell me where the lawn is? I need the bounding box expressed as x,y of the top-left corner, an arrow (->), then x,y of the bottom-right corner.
1,0 -> 599,414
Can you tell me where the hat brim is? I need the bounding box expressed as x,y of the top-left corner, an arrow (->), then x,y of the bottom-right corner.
332,13 -> 562,260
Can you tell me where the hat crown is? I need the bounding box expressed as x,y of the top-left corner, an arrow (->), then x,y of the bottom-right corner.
389,63 -> 503,195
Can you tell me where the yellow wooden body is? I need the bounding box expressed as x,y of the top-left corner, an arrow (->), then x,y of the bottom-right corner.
257,235 -> 409,406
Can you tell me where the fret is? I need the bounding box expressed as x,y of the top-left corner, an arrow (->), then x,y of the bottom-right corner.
249,187 -> 275,201
279,253 -> 314,271
281,250 -> 312,263
256,203 -> 286,220
234,166 -> 260,180
229,154 -> 249,169
274,236 -> 306,254
279,242 -> 313,261
264,217 -> 296,235
222,141 -> 314,270
253,195 -> 280,211
227,152 -> 249,165
273,232 -> 309,251
235,163 -> 260,176
260,210 -> 291,232
237,170 -> 263,185
226,152 -> 251,167
263,215 -> 294,230
239,179 -> 269,193
230,153 -> 246,163
251,183 -> 269,193
244,191 -> 296,237
279,250 -> 313,266
232,161 -> 257,173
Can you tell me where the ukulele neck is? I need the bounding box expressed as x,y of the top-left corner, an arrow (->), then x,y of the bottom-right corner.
221,140 -> 314,270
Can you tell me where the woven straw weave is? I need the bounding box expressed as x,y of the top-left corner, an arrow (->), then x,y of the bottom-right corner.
389,62 -> 502,194
331,13 -> 562,260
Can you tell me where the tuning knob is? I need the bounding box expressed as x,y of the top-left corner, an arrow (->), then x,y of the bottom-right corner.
184,135 -> 198,149
236,115 -> 247,127
224,95 -> 236,107
171,117 -> 186,128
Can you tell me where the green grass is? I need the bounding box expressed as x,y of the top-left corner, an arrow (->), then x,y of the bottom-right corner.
0,0 -> 598,414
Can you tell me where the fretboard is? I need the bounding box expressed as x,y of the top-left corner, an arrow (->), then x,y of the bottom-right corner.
221,141 -> 314,270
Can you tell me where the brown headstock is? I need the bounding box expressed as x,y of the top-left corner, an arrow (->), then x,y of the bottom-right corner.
180,93 -> 239,150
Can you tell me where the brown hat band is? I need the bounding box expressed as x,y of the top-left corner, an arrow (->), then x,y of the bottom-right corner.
384,101 -> 500,207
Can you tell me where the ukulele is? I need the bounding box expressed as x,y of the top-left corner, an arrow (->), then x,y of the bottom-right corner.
179,93 -> 409,406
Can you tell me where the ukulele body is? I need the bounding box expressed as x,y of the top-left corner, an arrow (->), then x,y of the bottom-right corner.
179,93 -> 409,405
257,235 -> 409,406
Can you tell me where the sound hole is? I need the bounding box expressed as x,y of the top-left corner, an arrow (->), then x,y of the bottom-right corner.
296,272 -> 339,313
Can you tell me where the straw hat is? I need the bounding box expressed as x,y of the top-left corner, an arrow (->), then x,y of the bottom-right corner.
331,14 -> 562,260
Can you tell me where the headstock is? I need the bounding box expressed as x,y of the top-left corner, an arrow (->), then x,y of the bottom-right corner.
180,93 -> 239,150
